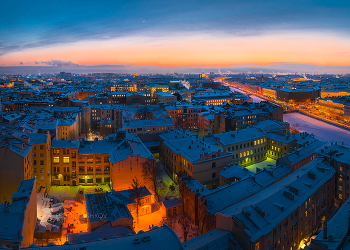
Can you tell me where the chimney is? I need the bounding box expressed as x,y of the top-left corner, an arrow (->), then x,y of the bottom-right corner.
12,241 -> 20,250
323,220 -> 327,239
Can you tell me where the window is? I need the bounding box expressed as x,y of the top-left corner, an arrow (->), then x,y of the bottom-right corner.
104,177 -> 110,183
34,168 -> 37,173
41,176 -> 44,182
53,157 -> 59,163
104,157 -> 109,163
72,161 -> 76,167
96,157 -> 101,163
40,160 -> 44,165
63,157 -> 70,163
72,151 -> 76,158
212,162 -> 216,168
104,166 -> 110,172
87,157 -> 93,163
79,178 -> 85,184
79,157 -> 84,163
40,153 -> 44,157
255,242 -> 260,250
34,160 -> 37,165
96,178 -> 102,183
87,178 -> 93,184
79,166 -> 85,173
40,145 -> 43,150
96,166 -> 101,172
212,173 -> 216,178
87,166 -> 93,172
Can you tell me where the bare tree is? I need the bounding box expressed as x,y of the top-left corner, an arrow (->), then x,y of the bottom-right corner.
130,177 -> 143,224
142,159 -> 161,201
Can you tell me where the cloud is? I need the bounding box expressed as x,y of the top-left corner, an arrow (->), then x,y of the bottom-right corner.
19,62 -> 24,65
35,61 -> 40,64
40,59 -> 78,66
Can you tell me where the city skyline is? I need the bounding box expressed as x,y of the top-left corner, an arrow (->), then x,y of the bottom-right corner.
1,0 -> 350,73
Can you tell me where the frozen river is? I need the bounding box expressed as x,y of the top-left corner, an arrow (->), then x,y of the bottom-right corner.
229,85 -> 350,144
284,113 -> 350,144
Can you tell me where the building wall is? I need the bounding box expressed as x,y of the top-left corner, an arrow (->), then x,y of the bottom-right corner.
20,180 -> 37,248
33,134 -> 52,192
218,173 -> 335,250
111,156 -> 155,192
266,138 -> 297,160
0,148 -> 31,202
219,136 -> 267,167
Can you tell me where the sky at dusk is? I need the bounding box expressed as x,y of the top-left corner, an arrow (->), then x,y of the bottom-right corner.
1,0 -> 350,73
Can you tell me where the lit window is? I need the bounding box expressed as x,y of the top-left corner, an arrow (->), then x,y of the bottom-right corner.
53,157 -> 59,163
63,157 -> 70,163
255,242 -> 260,250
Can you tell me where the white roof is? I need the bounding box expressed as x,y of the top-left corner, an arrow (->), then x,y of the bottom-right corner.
21,225 -> 184,250
219,158 -> 335,242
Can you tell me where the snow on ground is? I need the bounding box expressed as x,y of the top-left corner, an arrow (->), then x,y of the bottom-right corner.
284,113 -> 350,145
246,158 -> 276,173
133,208 -> 164,233
164,215 -> 199,242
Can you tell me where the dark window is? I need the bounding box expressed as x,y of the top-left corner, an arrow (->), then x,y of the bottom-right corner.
212,172 -> 216,178
104,177 -> 110,183
40,145 -> 43,150
212,162 -> 216,168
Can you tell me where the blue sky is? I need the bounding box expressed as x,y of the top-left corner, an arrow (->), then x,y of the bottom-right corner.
1,0 -> 350,73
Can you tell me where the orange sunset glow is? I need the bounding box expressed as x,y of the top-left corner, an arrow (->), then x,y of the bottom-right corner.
2,32 -> 350,68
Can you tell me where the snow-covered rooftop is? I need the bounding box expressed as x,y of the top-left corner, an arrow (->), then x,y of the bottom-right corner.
219,158 -> 335,242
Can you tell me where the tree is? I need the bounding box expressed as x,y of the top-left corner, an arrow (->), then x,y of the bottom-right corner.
130,177 -> 143,224
142,159 -> 162,201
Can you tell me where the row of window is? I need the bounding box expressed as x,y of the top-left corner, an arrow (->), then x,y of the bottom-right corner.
53,165 -> 110,173
226,138 -> 266,151
53,149 -> 77,157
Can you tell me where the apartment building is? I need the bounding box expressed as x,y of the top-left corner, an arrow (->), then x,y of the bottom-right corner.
0,135 -> 33,202
0,178 -> 37,248
318,143 -> 350,202
217,158 -> 335,250
204,128 -> 267,167
160,129 -> 233,189
165,103 -> 206,130
51,130 -> 155,191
